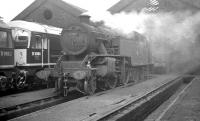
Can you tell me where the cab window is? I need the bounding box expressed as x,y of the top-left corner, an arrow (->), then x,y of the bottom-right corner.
43,38 -> 48,49
12,29 -> 29,48
31,35 -> 42,49
7,32 -> 13,48
0,30 -> 7,48
0,30 -> 13,48
30,34 -> 48,49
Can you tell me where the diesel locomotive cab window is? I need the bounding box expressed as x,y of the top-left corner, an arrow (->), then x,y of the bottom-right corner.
0,31 -> 8,48
15,35 -> 29,48
43,38 -> 48,49
30,35 -> 47,49
13,29 -> 29,48
31,35 -> 42,49
7,32 -> 13,48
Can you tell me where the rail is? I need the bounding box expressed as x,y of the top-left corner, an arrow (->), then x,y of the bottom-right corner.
1,75 -> 186,121
0,95 -> 63,120
84,76 -> 183,121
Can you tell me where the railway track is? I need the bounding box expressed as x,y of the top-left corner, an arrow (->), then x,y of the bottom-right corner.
98,76 -> 197,121
153,77 -> 196,121
4,72 -> 198,121
0,95 -> 62,120
0,87 -> 46,97
0,90 -> 84,120
0,79 -> 54,97
0,81 -> 141,120
0,75 -> 154,121
144,67 -> 200,121
7,75 -> 181,121
84,76 -> 183,121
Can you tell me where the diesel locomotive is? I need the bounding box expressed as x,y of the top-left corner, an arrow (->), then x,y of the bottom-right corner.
0,20 -> 14,91
0,20 -> 62,91
54,15 -> 152,96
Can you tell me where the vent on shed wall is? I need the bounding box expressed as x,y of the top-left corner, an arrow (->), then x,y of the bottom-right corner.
43,9 -> 53,20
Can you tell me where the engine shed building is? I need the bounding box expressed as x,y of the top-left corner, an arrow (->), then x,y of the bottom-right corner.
108,0 -> 200,14
13,0 -> 86,28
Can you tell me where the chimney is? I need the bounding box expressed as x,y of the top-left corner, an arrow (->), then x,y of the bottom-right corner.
79,13 -> 90,24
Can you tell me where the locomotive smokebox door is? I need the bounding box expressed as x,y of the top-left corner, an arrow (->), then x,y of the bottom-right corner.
61,26 -> 88,55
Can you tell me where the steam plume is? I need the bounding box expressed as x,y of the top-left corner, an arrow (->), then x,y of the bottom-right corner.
87,10 -> 200,73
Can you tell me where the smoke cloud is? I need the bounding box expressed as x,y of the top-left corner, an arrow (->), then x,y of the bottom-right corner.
87,10 -> 200,73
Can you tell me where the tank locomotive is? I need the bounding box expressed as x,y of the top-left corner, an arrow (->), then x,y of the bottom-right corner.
55,15 -> 152,96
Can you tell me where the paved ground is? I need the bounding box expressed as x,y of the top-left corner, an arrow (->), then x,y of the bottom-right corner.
0,88 -> 56,109
146,77 -> 200,121
9,74 -> 179,121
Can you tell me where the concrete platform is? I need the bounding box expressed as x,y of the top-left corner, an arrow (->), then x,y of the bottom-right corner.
154,77 -> 200,121
10,74 -> 180,121
0,88 -> 56,109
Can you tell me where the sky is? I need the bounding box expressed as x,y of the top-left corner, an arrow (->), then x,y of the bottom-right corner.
0,0 -> 119,22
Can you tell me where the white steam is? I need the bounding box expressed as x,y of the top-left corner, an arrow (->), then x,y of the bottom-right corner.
88,11 -> 148,34
87,10 -> 200,73
144,11 -> 200,73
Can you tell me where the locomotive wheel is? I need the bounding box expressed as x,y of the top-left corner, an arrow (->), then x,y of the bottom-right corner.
16,73 -> 26,90
0,76 -> 7,91
84,77 -> 96,95
105,75 -> 117,89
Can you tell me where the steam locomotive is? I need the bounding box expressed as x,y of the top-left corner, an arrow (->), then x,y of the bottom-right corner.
0,20 -> 62,91
54,15 -> 152,96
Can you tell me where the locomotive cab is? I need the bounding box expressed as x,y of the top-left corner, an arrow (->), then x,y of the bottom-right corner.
0,20 -> 14,91
8,20 -> 62,89
10,21 -> 49,66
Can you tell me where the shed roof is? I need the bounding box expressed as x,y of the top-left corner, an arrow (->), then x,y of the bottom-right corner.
108,0 -> 138,14
108,0 -> 200,14
13,0 -> 86,20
